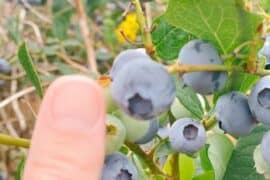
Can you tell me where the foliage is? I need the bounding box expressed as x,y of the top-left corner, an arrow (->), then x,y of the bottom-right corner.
0,0 -> 270,179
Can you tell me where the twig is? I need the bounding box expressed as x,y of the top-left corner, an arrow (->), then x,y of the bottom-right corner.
0,134 -> 30,148
21,98 -> 37,118
0,109 -> 19,138
167,64 -> 243,74
122,2 -> 133,17
11,67 -> 27,131
24,20 -> 44,45
167,63 -> 270,77
144,2 -> 152,29
56,52 -> 89,73
0,73 -> 25,81
20,0 -> 51,24
133,0 -> 155,56
74,0 -> 98,74
0,83 -> 49,109
120,30 -> 143,46
125,141 -> 164,175
171,153 -> 179,179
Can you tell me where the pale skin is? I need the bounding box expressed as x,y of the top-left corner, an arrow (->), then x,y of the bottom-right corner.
23,75 -> 106,180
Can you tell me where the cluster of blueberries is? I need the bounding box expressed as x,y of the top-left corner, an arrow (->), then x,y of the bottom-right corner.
100,38 -> 270,179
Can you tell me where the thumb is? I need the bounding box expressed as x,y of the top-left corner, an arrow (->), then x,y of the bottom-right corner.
23,75 -> 106,180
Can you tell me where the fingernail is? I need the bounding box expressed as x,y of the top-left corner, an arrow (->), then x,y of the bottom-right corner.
50,76 -> 104,130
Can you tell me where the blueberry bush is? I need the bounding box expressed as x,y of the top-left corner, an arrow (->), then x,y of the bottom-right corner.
1,0 -> 270,179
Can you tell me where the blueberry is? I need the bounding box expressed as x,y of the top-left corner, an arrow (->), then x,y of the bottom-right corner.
135,119 -> 159,144
111,60 -> 175,120
0,59 -> 10,74
215,91 -> 256,137
178,39 -> 228,94
169,118 -> 206,154
106,115 -> 126,155
27,0 -> 46,5
101,153 -> 138,180
261,131 -> 270,166
119,112 -> 158,144
249,76 -> 270,125
110,49 -> 149,80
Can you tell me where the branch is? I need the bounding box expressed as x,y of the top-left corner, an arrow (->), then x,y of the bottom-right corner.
167,63 -> 270,77
74,0 -> 98,74
133,0 -> 155,56
125,141 -> 164,175
167,64 -> 243,74
0,134 -> 30,148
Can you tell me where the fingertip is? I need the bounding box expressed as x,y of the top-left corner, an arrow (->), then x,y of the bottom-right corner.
24,75 -> 106,180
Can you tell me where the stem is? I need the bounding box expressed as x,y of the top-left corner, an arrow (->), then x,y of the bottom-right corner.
246,40 -> 258,73
0,73 -> 25,80
167,64 -> 243,74
171,153 -> 179,179
133,0 -> 155,56
167,63 -> 270,77
202,115 -> 217,130
125,141 -> 164,175
0,134 -> 30,148
74,0 -> 98,74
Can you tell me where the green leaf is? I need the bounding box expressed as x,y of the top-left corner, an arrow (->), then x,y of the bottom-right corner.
16,156 -> 25,180
260,0 -> 270,13
200,145 -> 214,172
207,133 -> 234,180
132,154 -> 148,180
52,0 -> 74,40
223,125 -> 269,180
154,140 -> 174,159
175,78 -> 204,119
18,43 -> 44,98
214,72 -> 259,102
5,16 -> 21,44
179,154 -> 195,180
54,61 -> 77,75
86,0 -> 109,16
152,16 -> 193,61
193,171 -> 215,180
165,0 -> 262,54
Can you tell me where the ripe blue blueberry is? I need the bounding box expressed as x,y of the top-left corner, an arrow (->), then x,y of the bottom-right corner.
101,153 -> 138,180
111,60 -> 175,120
0,59 -> 10,74
261,131 -> 270,166
169,118 -> 206,154
249,76 -> 270,125
106,115 -> 126,155
178,39 -> 228,94
119,112 -> 158,144
110,49 -> 149,80
215,91 -> 256,137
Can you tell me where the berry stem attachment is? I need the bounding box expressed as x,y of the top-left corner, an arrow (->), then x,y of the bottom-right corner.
133,0 -> 155,56
202,114 -> 217,130
125,140 -> 164,175
0,134 -> 30,148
